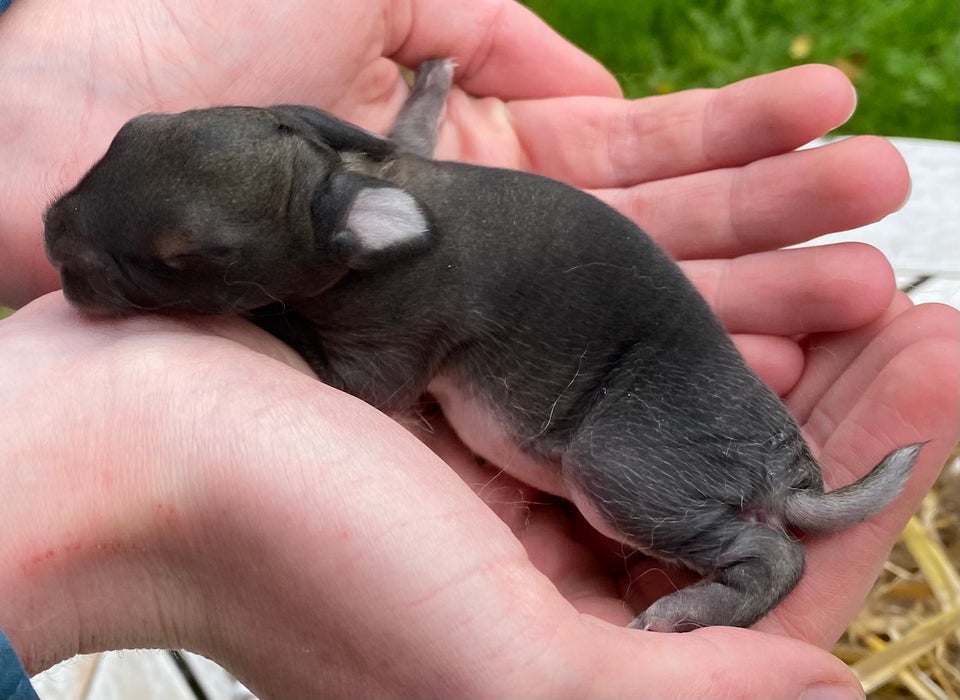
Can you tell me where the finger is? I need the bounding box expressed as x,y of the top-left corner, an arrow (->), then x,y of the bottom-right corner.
681,243 -> 896,336
761,334 -> 959,647
561,621 -> 865,700
386,0 -> 620,100
598,136 -> 910,259
787,297 -> 951,426
798,302 -> 959,453
729,334 -> 804,396
789,298 -> 913,428
506,63 -> 856,187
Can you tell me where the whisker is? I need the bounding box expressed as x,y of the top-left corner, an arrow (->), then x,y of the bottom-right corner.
223,260 -> 287,310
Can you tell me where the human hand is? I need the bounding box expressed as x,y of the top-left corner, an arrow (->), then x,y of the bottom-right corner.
432,52 -> 959,664
7,293 -> 952,700
0,0 -> 617,307
0,0 -> 921,387
2,151 -> 957,700
481,66 -> 959,654
1,1 -> 958,697
0,0 -> 910,357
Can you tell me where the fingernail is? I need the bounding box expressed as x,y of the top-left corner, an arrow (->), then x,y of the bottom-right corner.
800,682 -> 865,700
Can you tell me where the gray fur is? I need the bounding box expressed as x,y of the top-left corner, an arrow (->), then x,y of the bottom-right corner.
387,59 -> 453,158
43,59 -> 923,631
782,442 -> 924,533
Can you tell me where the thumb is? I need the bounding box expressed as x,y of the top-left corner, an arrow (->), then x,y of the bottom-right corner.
386,0 -> 621,100
563,619 -> 863,700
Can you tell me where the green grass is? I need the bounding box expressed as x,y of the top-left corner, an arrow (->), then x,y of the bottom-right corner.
522,0 -> 959,141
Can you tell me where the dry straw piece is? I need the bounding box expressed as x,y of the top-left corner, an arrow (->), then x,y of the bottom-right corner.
834,445 -> 960,699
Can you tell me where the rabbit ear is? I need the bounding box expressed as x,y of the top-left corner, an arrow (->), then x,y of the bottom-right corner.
310,171 -> 432,271
333,185 -> 431,270
269,104 -> 394,159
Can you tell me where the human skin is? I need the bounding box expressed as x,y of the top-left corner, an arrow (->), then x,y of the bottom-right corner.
1,1 -> 958,698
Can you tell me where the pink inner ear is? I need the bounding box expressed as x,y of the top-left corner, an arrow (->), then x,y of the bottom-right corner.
155,230 -> 200,265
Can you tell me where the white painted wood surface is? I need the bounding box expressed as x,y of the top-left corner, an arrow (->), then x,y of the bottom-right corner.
31,651 -> 254,700
28,137 -> 958,699
800,137 -> 960,310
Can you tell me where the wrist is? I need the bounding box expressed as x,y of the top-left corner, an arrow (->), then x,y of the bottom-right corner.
0,405 -> 213,674
0,314 -> 262,672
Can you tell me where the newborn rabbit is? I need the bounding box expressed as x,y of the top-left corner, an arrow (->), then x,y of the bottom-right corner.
44,59 -> 922,632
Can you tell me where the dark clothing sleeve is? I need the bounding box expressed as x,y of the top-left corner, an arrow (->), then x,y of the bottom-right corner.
0,630 -> 39,700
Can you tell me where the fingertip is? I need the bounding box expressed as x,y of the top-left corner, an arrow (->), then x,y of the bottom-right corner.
685,244 -> 897,340
822,135 -> 912,223
705,63 -> 860,164
791,63 -> 859,131
869,137 -> 912,212
808,242 -> 898,329
715,136 -> 912,255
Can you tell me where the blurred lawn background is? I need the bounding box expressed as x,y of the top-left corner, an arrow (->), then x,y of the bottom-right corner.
521,0 -> 959,141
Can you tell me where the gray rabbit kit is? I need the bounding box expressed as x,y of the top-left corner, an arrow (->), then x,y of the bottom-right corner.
44,59 -> 922,632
